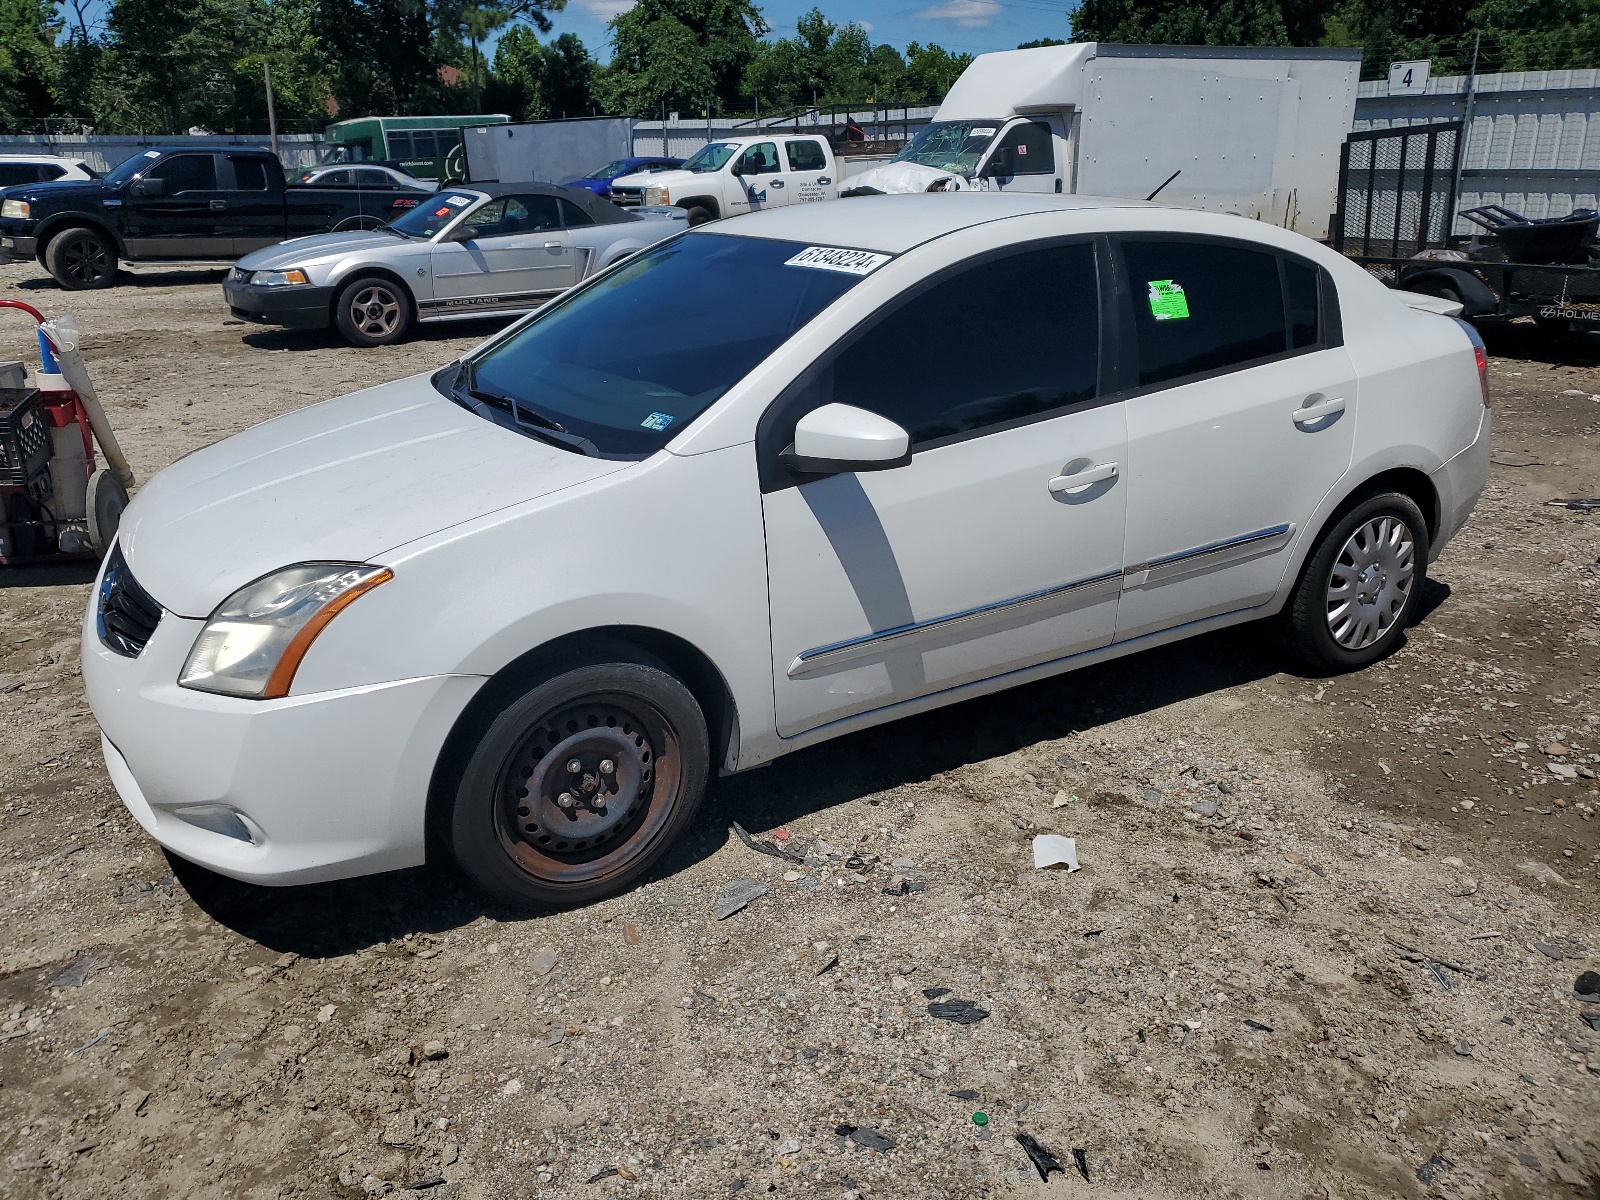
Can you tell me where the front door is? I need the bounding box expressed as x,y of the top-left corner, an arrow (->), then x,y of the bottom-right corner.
1114,236 -> 1356,641
763,240 -> 1125,737
731,141 -> 783,212
123,153 -> 230,257
982,117 -> 1065,194
428,194 -> 581,316
782,137 -> 834,203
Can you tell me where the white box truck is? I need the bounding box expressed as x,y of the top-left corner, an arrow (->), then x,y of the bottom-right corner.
845,42 -> 1361,240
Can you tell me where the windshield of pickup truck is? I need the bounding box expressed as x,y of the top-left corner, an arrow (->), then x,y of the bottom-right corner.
681,143 -> 740,173
389,190 -> 480,237
456,233 -> 869,457
102,150 -> 162,187
892,120 -> 1004,174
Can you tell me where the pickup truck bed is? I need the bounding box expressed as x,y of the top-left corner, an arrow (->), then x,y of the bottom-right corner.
0,145 -> 427,289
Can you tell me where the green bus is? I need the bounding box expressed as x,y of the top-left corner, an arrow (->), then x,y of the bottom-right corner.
320,114 -> 511,181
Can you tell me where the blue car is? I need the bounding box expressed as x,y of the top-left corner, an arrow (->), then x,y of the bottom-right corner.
563,156 -> 683,198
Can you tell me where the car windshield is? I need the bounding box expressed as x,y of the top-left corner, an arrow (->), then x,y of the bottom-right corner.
457,233 -> 869,457
589,159 -> 635,181
681,143 -> 739,173
102,151 -> 162,187
892,120 -> 1004,174
389,190 -> 480,238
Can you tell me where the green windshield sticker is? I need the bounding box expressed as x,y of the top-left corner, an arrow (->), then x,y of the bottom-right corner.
640,411 -> 675,432
1147,279 -> 1189,321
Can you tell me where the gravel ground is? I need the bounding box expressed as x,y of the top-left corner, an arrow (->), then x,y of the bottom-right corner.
0,263 -> 1597,1200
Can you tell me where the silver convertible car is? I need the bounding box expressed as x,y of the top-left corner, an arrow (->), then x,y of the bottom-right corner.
222,182 -> 687,347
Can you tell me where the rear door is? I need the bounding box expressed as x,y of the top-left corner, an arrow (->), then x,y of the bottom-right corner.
782,137 -> 834,203
427,194 -> 580,315
122,152 -> 229,256
223,154 -> 286,254
1114,236 -> 1356,641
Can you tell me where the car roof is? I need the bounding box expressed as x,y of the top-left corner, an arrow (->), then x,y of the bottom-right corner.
447,179 -> 640,225
703,192 -> 1150,255
0,153 -> 76,163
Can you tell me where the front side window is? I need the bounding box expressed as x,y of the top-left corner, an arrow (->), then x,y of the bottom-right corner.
785,140 -> 827,172
892,120 -> 1003,174
681,143 -> 740,173
831,242 -> 1100,446
461,234 -> 865,457
991,121 -> 1054,175
152,154 -> 217,193
1122,239 -> 1287,387
737,143 -> 780,176
390,190 -> 480,238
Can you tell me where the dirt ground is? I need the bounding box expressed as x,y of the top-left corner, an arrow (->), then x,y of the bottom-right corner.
0,261 -> 1597,1200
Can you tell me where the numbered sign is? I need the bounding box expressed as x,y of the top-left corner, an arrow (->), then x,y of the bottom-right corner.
1388,60 -> 1430,96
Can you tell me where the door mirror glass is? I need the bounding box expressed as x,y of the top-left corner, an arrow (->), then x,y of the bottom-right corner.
782,403 -> 910,475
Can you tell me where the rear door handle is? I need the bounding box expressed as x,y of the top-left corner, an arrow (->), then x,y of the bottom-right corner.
209,200 -> 228,211
818,176 -> 831,185
1048,462 -> 1119,494
1292,394 -> 1345,425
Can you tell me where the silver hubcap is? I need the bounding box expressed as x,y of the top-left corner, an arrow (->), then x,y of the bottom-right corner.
350,286 -> 400,338
1326,515 -> 1415,650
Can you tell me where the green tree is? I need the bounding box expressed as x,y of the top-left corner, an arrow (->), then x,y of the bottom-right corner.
492,27 -> 596,118
600,0 -> 768,115
743,8 -> 875,108
0,0 -> 60,129
1068,0 -> 1297,45
1017,36 -> 1067,47
895,42 -> 973,103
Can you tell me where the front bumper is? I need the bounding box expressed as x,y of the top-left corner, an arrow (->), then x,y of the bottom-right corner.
222,276 -> 335,330
82,589 -> 484,886
0,233 -> 37,263
1429,405 -> 1492,558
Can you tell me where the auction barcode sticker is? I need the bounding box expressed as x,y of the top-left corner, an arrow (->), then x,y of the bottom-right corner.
785,246 -> 892,276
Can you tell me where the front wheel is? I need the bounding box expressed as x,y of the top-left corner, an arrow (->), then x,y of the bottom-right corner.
45,227 -> 117,289
683,205 -> 714,227
1284,492 -> 1429,673
449,659 -> 710,906
333,275 -> 412,347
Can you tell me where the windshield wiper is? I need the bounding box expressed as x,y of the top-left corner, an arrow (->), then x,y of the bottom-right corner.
453,361 -> 599,456
378,224 -> 409,238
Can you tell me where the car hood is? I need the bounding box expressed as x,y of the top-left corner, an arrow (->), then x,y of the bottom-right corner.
841,162 -> 972,194
236,230 -> 407,270
118,373 -> 628,617
612,168 -> 706,191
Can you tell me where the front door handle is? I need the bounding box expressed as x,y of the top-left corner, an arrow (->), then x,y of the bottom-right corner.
1292,394 -> 1345,425
209,199 -> 227,211
771,179 -> 785,188
1048,461 -> 1119,494
543,240 -> 562,249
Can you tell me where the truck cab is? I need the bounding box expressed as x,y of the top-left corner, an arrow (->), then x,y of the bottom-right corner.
607,134 -> 838,224
847,115 -> 1069,196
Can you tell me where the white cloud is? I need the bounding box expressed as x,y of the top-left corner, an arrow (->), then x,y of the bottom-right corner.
578,0 -> 634,17
857,20 -> 875,32
914,0 -> 1000,27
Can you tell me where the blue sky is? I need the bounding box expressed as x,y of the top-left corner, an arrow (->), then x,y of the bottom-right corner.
540,0 -> 1081,65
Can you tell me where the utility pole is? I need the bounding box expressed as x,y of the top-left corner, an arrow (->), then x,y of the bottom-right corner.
1449,32 -> 1480,244
264,62 -> 279,158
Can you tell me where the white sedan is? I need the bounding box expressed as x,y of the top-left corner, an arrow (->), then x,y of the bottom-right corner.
83,194 -> 1490,905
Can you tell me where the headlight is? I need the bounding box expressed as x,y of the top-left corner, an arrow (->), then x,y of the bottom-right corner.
1,199 -> 30,219
179,563 -> 391,699
643,185 -> 669,206
252,268 -> 310,287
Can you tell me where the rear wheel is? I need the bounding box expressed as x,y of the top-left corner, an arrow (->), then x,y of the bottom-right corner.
449,658 -> 710,906
45,227 -> 117,290
333,275 -> 412,347
1284,491 -> 1429,673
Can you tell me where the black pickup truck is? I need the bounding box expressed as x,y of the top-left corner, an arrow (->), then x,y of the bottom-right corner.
0,146 -> 427,289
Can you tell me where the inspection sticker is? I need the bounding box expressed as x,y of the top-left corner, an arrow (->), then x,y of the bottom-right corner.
1147,279 -> 1190,321
640,411 -> 675,432
785,246 -> 892,276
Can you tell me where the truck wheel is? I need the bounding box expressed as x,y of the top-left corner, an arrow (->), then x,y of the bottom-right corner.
333,276 -> 412,347
45,227 -> 117,290
683,205 -> 714,227
448,657 -> 710,907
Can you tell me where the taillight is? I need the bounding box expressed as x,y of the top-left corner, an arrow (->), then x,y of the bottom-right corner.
1474,345 -> 1491,409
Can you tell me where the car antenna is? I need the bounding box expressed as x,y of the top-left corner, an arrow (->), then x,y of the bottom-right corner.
1145,169 -> 1181,202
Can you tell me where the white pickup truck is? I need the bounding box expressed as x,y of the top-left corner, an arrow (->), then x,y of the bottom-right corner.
608,135 -> 838,225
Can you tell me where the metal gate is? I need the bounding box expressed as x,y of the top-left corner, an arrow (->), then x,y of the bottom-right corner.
1332,122 -> 1461,258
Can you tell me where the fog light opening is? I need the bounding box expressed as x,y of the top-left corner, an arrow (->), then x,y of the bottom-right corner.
170,803 -> 260,844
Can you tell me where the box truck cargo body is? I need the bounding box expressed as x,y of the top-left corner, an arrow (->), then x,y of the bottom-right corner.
845,43 -> 1361,240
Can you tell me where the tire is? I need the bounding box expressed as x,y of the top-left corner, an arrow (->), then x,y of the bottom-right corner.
45,227 -> 117,290
1284,491 -> 1429,673
333,275 -> 412,347
449,658 -> 710,906
332,216 -> 384,233
683,205 -> 714,227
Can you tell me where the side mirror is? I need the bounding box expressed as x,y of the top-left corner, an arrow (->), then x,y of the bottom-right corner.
780,403 -> 911,475
981,147 -> 1014,178
130,177 -> 165,197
